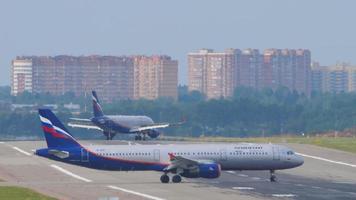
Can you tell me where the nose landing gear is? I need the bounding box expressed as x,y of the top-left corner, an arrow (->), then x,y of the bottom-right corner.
270,170 -> 277,182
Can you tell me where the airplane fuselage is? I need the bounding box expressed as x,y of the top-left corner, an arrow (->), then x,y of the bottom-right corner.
91,115 -> 154,134
36,143 -> 304,172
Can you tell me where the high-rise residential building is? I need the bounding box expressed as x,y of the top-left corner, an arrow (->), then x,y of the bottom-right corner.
295,49 -> 311,95
11,55 -> 177,102
188,49 -> 239,99
133,55 -> 178,100
188,48 -> 312,99
310,62 -> 323,92
263,49 -> 311,95
238,49 -> 263,89
311,63 -> 356,93
11,59 -> 33,95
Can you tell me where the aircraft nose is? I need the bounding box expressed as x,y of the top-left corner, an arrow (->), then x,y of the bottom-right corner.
294,155 -> 304,167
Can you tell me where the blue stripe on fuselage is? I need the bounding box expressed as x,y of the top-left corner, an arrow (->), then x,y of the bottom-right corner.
36,146 -> 168,171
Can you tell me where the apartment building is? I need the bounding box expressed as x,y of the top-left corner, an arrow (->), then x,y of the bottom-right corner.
11,55 -> 178,102
188,49 -> 239,99
133,55 -> 178,100
188,48 -> 311,99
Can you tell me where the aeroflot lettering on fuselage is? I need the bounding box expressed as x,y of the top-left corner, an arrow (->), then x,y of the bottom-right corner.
36,109 -> 304,183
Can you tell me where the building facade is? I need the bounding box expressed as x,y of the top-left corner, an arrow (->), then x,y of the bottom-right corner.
133,55 -> 178,100
11,59 -> 33,95
11,55 -> 178,102
188,49 -> 239,99
311,63 -> 356,93
188,48 -> 312,99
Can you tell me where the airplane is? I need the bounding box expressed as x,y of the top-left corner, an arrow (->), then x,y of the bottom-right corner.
36,109 -> 304,183
68,91 -> 183,140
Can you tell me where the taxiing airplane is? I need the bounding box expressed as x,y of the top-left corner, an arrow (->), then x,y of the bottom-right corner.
37,109 -> 304,183
68,91 -> 182,140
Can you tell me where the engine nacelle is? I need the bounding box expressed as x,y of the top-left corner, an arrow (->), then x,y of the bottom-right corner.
147,129 -> 161,138
180,163 -> 221,179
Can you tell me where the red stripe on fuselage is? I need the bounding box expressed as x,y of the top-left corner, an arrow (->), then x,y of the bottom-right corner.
42,126 -> 68,139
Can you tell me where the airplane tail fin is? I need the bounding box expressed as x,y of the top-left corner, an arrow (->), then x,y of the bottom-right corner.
92,90 -> 104,117
39,109 -> 81,148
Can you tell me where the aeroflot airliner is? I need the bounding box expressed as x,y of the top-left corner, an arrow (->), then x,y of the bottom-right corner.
36,109 -> 304,183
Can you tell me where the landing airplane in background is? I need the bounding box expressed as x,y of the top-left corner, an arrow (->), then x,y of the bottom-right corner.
68,91 -> 183,140
37,109 -> 304,183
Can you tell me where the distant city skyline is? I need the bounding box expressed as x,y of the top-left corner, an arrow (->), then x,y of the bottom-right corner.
1,0 -> 356,86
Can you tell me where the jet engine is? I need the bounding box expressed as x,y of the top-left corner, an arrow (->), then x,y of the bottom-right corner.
147,129 -> 161,138
180,163 -> 221,179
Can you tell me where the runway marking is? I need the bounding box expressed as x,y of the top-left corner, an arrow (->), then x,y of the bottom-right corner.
50,164 -> 92,183
272,194 -> 296,198
12,146 -> 32,156
31,149 -> 36,152
107,185 -> 165,200
226,171 -> 236,174
295,183 -> 305,187
311,186 -> 322,189
238,174 -> 248,177
296,152 -> 356,168
251,177 -> 261,180
232,187 -> 254,190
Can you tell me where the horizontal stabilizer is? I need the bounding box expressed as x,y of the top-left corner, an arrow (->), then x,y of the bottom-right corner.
48,149 -> 69,159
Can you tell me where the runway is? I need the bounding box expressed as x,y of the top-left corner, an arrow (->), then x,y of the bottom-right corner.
0,140 -> 355,200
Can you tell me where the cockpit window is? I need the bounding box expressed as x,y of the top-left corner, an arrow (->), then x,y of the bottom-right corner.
287,151 -> 294,155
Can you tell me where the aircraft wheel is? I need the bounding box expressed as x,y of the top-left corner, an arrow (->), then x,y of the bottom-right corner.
172,175 -> 182,183
270,170 -> 277,182
160,174 -> 170,183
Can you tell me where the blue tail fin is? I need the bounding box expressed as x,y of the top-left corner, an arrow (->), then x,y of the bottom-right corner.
92,90 -> 104,117
39,109 -> 80,148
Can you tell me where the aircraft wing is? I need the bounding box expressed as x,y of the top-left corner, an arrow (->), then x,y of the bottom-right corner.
69,118 -> 92,122
129,123 -> 170,132
164,153 -> 205,172
67,122 -> 103,131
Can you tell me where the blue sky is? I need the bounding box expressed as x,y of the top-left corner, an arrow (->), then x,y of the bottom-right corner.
1,0 -> 355,85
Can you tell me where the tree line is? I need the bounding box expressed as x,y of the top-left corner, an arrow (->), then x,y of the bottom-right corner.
1,85 -> 356,139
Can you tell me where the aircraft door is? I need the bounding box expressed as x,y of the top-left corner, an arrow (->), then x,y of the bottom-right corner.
153,149 -> 160,162
81,148 -> 89,162
220,149 -> 227,161
272,146 -> 280,160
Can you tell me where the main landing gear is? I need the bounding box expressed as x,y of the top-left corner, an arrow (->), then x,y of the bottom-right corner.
104,131 -> 116,140
160,173 -> 182,183
134,134 -> 146,141
270,170 -> 277,182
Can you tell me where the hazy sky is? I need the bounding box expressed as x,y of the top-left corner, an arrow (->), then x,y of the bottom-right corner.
1,0 -> 356,85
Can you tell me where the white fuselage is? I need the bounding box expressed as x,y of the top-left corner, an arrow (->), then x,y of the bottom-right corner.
85,143 -> 304,170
